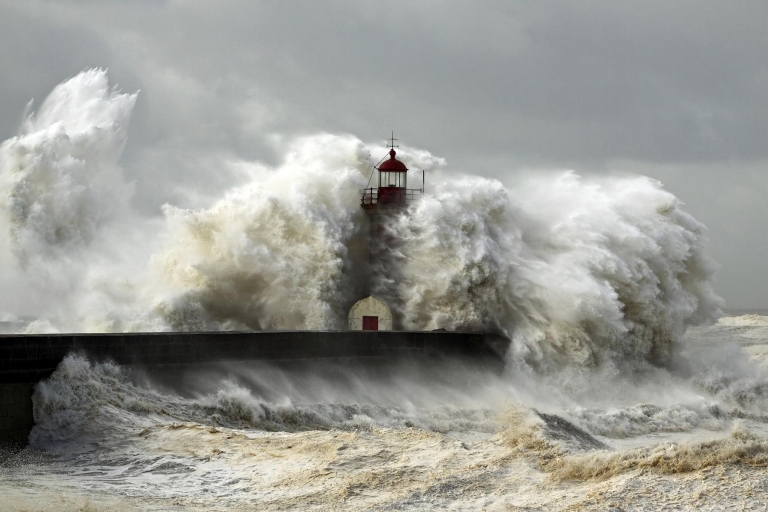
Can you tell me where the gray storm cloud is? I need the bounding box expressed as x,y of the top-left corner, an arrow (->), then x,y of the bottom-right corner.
1,1 -> 763,307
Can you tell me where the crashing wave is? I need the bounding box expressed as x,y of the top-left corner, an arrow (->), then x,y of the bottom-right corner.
0,70 -> 722,368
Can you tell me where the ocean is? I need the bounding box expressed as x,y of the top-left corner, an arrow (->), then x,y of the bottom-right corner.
1,312 -> 768,510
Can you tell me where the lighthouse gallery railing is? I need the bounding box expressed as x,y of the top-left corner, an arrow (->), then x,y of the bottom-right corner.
361,188 -> 423,208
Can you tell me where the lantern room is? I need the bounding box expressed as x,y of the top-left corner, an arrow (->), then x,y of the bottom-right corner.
361,133 -> 423,211
378,148 -> 408,189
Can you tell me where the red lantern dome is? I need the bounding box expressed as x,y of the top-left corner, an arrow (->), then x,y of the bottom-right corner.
376,149 -> 408,172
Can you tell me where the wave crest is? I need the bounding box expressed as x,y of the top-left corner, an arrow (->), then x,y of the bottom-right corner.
0,70 -> 722,369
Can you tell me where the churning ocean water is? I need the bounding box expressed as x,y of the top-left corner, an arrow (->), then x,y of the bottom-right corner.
1,312 -> 767,511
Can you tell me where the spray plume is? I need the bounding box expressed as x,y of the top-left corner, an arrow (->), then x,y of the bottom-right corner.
0,70 -> 722,369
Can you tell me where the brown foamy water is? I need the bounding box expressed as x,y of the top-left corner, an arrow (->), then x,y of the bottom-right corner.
1,314 -> 768,510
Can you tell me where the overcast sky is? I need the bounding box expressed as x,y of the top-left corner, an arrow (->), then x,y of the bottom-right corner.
2,0 -> 767,308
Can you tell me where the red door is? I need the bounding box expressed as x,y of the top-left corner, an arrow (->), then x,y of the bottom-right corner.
362,316 -> 379,331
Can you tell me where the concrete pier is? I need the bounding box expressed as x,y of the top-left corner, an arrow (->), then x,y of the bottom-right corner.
0,383 -> 34,446
0,330 -> 508,446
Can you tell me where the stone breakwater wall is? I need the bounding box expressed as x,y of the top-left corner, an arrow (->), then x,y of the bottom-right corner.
0,330 -> 509,446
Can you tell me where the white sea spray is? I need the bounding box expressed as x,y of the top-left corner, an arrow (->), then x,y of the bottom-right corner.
0,70 -> 722,371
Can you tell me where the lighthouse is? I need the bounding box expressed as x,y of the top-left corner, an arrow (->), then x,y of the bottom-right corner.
349,134 -> 423,331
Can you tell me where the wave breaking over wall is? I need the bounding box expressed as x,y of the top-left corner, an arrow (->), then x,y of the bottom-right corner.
0,70 -> 722,369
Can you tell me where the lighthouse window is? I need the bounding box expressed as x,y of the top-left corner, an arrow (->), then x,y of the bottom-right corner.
379,172 -> 406,188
